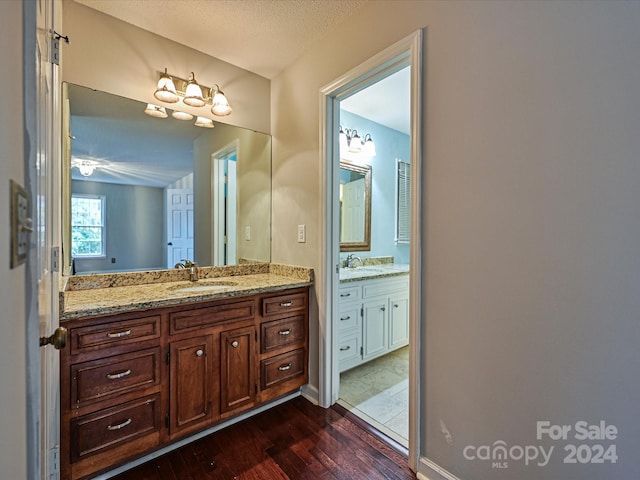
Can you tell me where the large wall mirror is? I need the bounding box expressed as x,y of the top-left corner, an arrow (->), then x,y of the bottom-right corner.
339,161 -> 371,252
62,83 -> 272,275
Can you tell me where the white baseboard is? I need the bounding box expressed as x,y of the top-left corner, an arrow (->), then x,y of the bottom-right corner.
301,382 -> 319,404
417,457 -> 462,480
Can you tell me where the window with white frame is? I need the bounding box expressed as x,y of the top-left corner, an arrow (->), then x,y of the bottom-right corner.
71,194 -> 106,257
396,159 -> 410,244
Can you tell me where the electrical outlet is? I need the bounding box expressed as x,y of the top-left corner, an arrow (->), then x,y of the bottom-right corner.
245,226 -> 251,241
297,224 -> 306,243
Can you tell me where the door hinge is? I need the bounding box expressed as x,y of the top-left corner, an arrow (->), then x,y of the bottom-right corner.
360,307 -> 364,317
49,445 -> 60,475
255,383 -> 258,394
165,413 -> 170,428
166,351 -> 171,365
51,246 -> 60,272
360,346 -> 363,355
50,31 -> 69,65
255,331 -> 258,341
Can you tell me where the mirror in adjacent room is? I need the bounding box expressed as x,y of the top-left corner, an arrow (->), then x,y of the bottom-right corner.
339,160 -> 371,252
61,82 -> 272,276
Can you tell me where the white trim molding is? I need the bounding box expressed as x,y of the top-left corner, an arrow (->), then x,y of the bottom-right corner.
319,29 -> 423,472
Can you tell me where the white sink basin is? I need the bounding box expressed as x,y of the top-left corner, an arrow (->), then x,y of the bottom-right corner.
170,280 -> 238,293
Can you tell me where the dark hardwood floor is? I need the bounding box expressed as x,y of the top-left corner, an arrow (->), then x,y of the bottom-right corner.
110,396 -> 416,480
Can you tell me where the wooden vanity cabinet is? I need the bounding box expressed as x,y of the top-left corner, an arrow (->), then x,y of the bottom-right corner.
61,312 -> 164,480
258,289 -> 309,403
60,287 -> 309,480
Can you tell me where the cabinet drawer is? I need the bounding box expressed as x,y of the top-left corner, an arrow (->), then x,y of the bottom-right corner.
338,285 -> 361,303
261,315 -> 306,353
362,277 -> 409,298
338,335 -> 360,364
260,349 -> 305,389
70,394 -> 161,461
262,291 -> 308,316
170,299 -> 254,334
70,348 -> 161,408
70,316 -> 161,355
337,304 -> 360,332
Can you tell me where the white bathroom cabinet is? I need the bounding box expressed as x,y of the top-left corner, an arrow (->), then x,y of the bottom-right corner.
338,275 -> 409,372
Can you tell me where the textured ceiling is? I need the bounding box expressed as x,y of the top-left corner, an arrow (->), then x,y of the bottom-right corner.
74,0 -> 369,79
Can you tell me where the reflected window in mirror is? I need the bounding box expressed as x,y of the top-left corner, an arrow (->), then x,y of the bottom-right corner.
71,194 -> 106,258
339,160 -> 371,252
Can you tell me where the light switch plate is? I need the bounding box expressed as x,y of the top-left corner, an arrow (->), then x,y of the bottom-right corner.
297,224 -> 306,243
10,180 -> 31,268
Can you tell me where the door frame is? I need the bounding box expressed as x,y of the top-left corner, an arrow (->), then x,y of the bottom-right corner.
211,141 -> 239,266
319,30 -> 423,471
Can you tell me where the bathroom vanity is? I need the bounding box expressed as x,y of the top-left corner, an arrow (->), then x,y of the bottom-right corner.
337,263 -> 410,372
58,263 -> 312,480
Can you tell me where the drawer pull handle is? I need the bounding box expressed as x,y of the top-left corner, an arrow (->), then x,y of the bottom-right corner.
340,293 -> 351,297
278,329 -> 291,335
278,363 -> 292,371
107,418 -> 132,431
196,349 -> 204,357
231,341 -> 239,348
340,346 -> 350,351
340,316 -> 350,321
107,329 -> 132,339
106,369 -> 132,380
279,301 -> 293,307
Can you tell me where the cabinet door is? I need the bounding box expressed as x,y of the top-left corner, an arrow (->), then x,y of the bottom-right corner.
170,335 -> 214,437
389,292 -> 410,350
362,297 -> 388,361
220,326 -> 256,414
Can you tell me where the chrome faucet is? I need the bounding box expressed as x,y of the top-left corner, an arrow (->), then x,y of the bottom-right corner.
344,254 -> 363,268
175,259 -> 199,281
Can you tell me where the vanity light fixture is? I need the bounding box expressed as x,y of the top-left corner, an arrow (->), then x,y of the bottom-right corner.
339,125 -> 376,158
72,159 -> 99,177
151,68 -> 232,115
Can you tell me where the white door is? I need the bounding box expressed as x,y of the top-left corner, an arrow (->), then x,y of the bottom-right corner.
226,160 -> 237,264
166,189 -> 194,268
341,178 -> 365,242
36,0 -> 63,478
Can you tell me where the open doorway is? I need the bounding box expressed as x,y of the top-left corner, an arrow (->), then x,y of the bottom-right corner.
320,30 -> 422,469
336,66 -> 412,447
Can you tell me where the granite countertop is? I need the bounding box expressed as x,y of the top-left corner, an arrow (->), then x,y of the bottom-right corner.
59,263 -> 313,321
339,263 -> 410,283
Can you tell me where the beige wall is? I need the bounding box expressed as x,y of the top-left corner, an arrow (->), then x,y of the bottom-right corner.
0,1 -> 27,479
272,1 -> 640,478
62,0 -> 270,134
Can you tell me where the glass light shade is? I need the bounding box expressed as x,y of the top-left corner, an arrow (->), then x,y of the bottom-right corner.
194,116 -> 214,128
172,110 -> 193,121
144,103 -> 168,118
77,160 -> 96,176
363,134 -> 376,157
211,90 -> 232,116
348,131 -> 362,153
154,70 -> 179,103
339,127 -> 348,151
183,72 -> 205,107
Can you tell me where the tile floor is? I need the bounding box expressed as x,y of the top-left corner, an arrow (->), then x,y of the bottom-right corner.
338,346 -> 409,446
